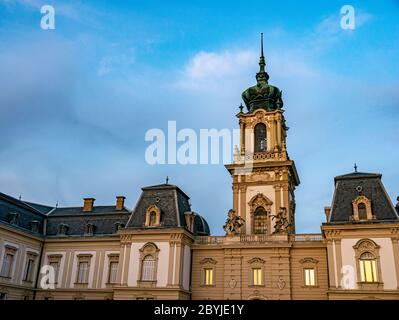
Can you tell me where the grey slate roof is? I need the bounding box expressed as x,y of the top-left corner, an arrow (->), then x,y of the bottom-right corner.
329,171 -> 399,223
45,205 -> 130,236
0,192 -> 46,236
126,184 -> 210,235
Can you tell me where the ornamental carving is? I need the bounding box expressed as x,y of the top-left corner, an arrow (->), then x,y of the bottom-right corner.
223,209 -> 245,235
247,171 -> 273,182
248,257 -> 265,265
248,193 -> 273,212
200,258 -> 217,265
270,207 -> 291,234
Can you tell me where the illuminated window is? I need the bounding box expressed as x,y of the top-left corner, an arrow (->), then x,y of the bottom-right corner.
359,252 -> 378,283
254,123 -> 267,152
304,268 -> 315,286
253,268 -> 262,286
204,268 -> 214,286
141,255 -> 156,281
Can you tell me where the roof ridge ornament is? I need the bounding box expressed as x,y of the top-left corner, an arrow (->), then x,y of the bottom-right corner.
256,33 -> 269,84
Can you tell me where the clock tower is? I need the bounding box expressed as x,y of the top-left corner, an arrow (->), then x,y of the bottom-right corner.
225,34 -> 300,236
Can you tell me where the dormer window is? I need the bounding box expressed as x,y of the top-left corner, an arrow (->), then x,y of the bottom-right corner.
9,212 -> 19,225
85,223 -> 95,236
114,222 -> 124,233
149,212 -> 156,226
145,205 -> 161,227
57,223 -> 69,236
30,220 -> 40,233
358,203 -> 367,220
352,196 -> 373,221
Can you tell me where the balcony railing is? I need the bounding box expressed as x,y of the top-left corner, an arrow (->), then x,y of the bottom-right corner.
289,234 -> 323,242
195,233 -> 323,245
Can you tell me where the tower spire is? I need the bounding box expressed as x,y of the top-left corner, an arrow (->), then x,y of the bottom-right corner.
256,33 -> 269,83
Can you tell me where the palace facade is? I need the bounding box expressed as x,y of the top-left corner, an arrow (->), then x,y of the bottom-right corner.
1,39 -> 399,300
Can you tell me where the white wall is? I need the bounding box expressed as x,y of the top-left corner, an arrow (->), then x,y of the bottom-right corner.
128,241 -> 169,287
341,238 -> 397,290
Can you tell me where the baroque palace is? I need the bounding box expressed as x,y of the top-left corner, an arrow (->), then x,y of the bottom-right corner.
1,38 -> 399,300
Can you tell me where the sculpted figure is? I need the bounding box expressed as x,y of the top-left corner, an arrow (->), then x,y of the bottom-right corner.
223,209 -> 245,235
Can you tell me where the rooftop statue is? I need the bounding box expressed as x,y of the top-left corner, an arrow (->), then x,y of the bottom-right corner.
241,33 -> 284,113
223,209 -> 245,235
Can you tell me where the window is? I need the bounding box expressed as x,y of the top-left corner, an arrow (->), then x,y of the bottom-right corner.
252,268 -> 262,286
253,207 -> 267,234
138,243 -> 159,287
0,247 -> 16,278
353,239 -> 382,288
358,203 -> 367,220
49,261 -> 60,283
145,205 -> 161,227
248,257 -> 265,286
77,262 -> 89,283
254,123 -> 267,152
0,293 -> 6,300
149,212 -> 156,226
24,258 -> 35,282
352,196 -> 373,221
299,257 -> 319,287
141,255 -> 156,281
85,223 -> 95,236
304,268 -> 315,286
200,258 -> 217,287
359,252 -> 378,283
108,261 -> 118,284
204,268 -> 214,286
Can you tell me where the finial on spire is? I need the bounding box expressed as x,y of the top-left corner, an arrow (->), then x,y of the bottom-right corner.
239,103 -> 244,113
261,32 -> 264,58
256,33 -> 269,83
354,163 -> 358,173
166,176 -> 169,184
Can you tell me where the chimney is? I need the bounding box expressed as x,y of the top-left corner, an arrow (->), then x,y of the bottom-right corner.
324,207 -> 331,222
116,196 -> 125,211
83,198 -> 95,212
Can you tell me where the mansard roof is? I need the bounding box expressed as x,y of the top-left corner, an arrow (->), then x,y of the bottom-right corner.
0,192 -> 47,236
126,183 -> 210,235
329,171 -> 398,223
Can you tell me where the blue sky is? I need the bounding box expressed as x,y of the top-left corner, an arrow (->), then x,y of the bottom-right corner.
0,0 -> 398,235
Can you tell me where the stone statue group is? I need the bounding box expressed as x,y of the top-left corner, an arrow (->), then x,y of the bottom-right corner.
223,207 -> 291,235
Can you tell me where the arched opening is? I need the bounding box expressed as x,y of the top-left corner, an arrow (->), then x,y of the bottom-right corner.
253,206 -> 267,234
359,252 -> 377,283
149,211 -> 156,226
358,203 -> 367,220
141,255 -> 156,281
254,123 -> 267,152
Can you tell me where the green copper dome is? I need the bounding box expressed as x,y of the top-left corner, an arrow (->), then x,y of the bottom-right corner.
241,34 -> 284,113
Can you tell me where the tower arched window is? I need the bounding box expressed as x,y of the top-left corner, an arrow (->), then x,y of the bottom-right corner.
141,255 -> 156,281
254,123 -> 267,152
358,203 -> 367,220
253,207 -> 267,234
